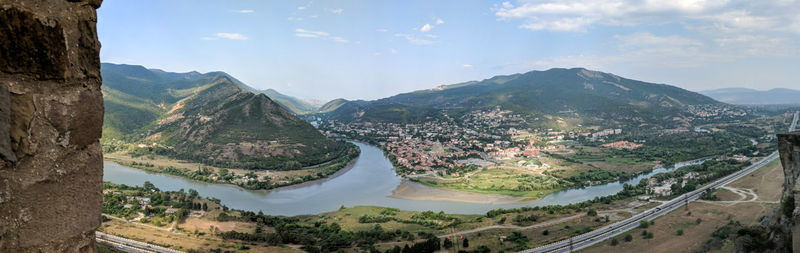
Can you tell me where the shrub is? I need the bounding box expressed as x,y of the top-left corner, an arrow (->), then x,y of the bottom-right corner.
782,195 -> 795,217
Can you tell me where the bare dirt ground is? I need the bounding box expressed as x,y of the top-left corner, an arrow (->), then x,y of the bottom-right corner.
583,159 -> 784,253
99,219 -> 298,252
181,217 -> 258,234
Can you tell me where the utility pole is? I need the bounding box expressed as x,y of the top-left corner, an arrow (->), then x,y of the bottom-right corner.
569,237 -> 574,253
684,194 -> 689,210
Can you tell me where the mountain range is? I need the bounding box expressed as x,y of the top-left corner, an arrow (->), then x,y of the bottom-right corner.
101,63 -> 352,170
320,68 -> 720,128
700,88 -> 800,105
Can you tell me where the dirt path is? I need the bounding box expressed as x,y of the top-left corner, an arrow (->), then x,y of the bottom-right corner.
438,213 -> 586,238
437,207 -> 637,238
102,214 -> 182,234
698,186 -> 776,206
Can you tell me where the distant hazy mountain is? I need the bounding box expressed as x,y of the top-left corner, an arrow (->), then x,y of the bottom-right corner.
317,98 -> 350,113
323,68 -> 720,127
101,63 -> 351,170
700,88 -> 800,105
260,88 -> 322,115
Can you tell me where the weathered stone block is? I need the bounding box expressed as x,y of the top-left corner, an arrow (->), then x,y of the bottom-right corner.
0,1 -> 103,252
0,83 -> 15,162
0,7 -> 68,79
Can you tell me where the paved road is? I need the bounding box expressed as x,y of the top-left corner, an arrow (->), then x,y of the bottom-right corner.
521,111 -> 798,253
96,232 -> 183,253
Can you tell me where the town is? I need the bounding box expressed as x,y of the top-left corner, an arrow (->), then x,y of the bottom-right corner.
318,107 -> 636,177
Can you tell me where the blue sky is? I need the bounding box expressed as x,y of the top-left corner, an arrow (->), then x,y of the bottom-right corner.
98,0 -> 800,101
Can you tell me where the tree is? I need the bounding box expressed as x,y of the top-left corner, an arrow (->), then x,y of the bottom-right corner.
143,181 -> 157,192
443,238 -> 453,249
587,209 -> 597,216
202,202 -> 208,211
462,237 -> 469,248
677,229 -> 684,236
611,238 -> 619,246
542,230 -> 549,235
188,189 -> 199,199
624,234 -> 633,242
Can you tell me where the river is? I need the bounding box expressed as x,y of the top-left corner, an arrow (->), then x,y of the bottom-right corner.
104,142 -> 703,216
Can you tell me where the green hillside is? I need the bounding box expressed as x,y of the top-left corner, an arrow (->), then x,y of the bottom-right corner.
101,63 -> 354,170
322,68 -> 721,127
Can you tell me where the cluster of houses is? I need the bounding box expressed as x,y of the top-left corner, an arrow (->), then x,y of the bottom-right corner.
320,106 -> 644,174
687,104 -> 749,118
119,195 -> 153,210
320,107 -> 530,172
647,172 -> 699,196
484,140 -> 567,159
601,140 -> 643,150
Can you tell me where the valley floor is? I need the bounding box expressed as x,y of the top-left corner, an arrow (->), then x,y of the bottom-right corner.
97,159 -> 779,252
583,159 -> 783,253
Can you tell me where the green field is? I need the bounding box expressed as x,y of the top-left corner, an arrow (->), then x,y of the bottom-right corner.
415,167 -> 564,199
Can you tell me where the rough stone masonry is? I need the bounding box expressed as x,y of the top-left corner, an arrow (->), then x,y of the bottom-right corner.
0,0 -> 104,252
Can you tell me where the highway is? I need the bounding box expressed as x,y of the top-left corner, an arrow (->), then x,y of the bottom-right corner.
96,231 -> 183,253
522,111 -> 798,253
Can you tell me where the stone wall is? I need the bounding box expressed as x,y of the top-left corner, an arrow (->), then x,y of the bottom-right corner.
778,132 -> 800,252
0,0 -> 103,252
736,132 -> 800,252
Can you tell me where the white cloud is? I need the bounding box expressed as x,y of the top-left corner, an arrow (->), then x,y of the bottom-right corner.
521,29 -> 796,71
376,28 -> 389,32
520,17 -> 592,32
214,33 -> 248,40
494,0 -> 800,34
420,23 -> 433,32
201,37 -> 218,40
395,33 -> 436,45
236,9 -> 254,14
614,32 -> 703,48
294,33 -> 318,38
297,1 -> 312,10
330,36 -> 349,43
329,8 -> 343,14
390,48 -> 398,54
288,17 -> 303,21
462,64 -> 473,68
296,29 -> 329,37
295,28 -> 349,43
436,18 -> 444,25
